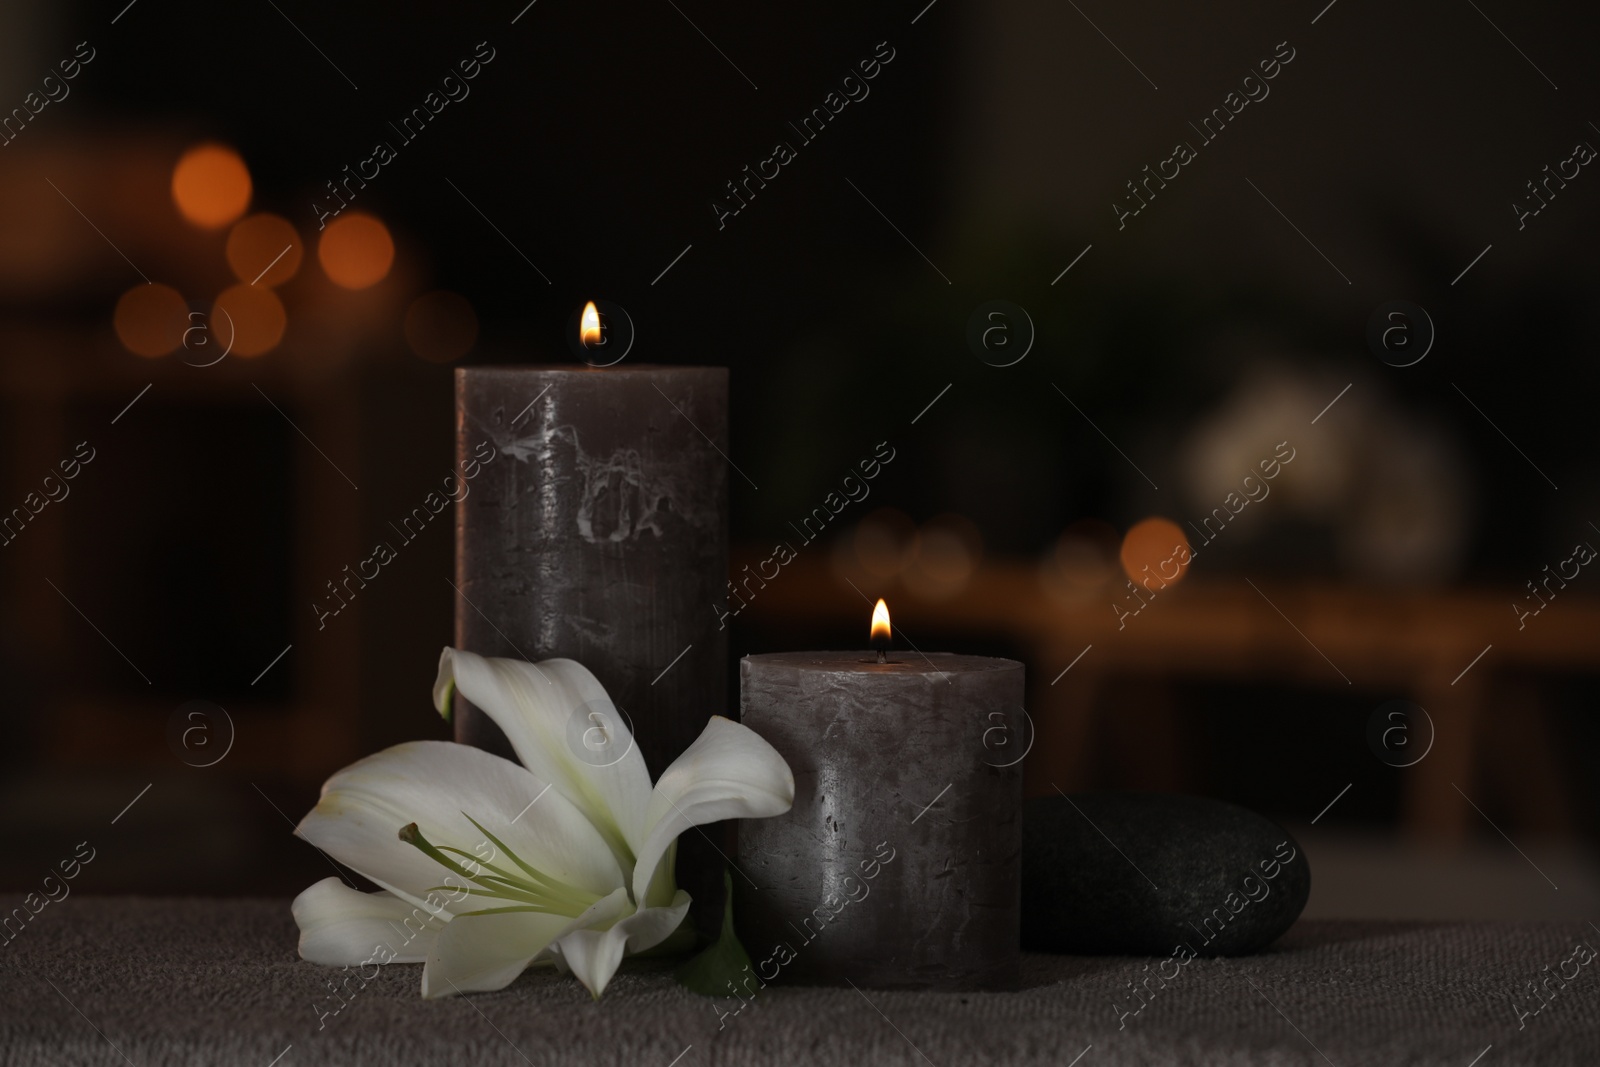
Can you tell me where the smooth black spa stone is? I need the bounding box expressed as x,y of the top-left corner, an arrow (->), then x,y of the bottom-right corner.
1021,793 -> 1309,956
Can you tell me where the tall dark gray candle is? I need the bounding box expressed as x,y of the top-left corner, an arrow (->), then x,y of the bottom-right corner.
452,365 -> 727,779
736,648 -> 1024,990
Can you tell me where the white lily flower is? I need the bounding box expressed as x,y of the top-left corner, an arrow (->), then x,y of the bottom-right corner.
291,648 -> 794,999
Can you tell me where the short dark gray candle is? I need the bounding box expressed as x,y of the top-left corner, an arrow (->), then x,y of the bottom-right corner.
736,651 -> 1024,990
452,365 -> 728,779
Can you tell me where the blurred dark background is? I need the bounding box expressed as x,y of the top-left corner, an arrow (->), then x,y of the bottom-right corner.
2,0 -> 1598,917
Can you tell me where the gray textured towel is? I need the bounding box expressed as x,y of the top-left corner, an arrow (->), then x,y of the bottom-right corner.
1,898 -> 1596,1065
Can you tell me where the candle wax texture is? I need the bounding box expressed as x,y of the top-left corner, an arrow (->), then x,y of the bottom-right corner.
452,366 -> 728,773
453,366 -> 729,929
736,651 -> 1024,990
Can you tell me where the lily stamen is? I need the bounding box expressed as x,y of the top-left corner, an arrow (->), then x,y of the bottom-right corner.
293,649 -> 793,1000
404,823 -> 594,913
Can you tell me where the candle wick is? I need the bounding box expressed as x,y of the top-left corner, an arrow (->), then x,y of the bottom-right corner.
877,650 -> 886,664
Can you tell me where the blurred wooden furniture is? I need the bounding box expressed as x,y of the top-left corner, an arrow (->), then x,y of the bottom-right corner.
737,553 -> 1600,841
0,322 -> 367,778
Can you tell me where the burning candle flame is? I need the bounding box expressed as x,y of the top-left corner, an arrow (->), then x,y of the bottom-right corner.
870,598 -> 891,643
580,301 -> 602,347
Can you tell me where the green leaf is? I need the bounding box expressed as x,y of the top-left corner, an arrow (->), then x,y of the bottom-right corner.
674,869 -> 754,996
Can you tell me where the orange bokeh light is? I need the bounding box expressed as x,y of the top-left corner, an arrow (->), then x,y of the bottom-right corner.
404,291 -> 478,363
852,508 -> 915,578
114,283 -> 188,358
212,284 -> 286,358
318,213 -> 394,290
903,513 -> 983,600
171,144 -> 252,229
1119,517 -> 1191,588
226,214 -> 302,288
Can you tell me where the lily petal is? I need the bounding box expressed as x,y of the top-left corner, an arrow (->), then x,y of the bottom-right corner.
630,717 -> 795,903
298,740 -> 625,910
434,650 -> 653,865
293,877 -> 445,966
421,887 -> 632,998
552,890 -> 692,999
